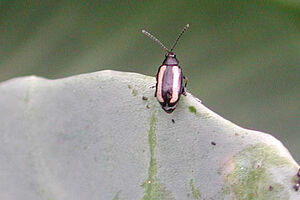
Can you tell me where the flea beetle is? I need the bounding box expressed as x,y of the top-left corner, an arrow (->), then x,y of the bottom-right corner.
142,24 -> 189,113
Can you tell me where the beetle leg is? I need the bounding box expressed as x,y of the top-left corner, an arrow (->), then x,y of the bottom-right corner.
150,84 -> 156,97
183,75 -> 188,87
151,71 -> 159,89
182,76 -> 188,96
182,87 -> 187,96
294,168 -> 300,191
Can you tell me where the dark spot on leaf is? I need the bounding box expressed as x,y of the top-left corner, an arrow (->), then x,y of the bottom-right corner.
256,164 -> 261,168
146,105 -> 150,109
142,96 -> 148,100
211,142 -> 216,146
269,186 -> 273,191
172,119 -> 175,123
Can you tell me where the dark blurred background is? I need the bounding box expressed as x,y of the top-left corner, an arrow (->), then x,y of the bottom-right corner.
0,0 -> 299,162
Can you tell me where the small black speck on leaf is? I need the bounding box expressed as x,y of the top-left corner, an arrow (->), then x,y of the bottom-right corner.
269,186 -> 273,191
142,96 -> 148,100
293,183 -> 299,191
211,142 -> 216,146
146,105 -> 150,109
172,119 -> 175,123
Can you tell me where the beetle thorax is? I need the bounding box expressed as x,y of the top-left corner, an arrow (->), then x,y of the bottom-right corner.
162,52 -> 179,66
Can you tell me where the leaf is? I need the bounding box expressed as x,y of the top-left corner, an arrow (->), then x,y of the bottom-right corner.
0,70 -> 299,200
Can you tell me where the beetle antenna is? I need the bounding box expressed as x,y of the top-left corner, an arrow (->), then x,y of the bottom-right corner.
142,29 -> 169,52
170,24 -> 189,52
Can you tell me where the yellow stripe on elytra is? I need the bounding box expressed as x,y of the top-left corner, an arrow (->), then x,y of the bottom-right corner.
170,66 -> 180,103
156,65 -> 166,103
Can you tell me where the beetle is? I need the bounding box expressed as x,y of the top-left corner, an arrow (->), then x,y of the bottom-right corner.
142,24 -> 189,113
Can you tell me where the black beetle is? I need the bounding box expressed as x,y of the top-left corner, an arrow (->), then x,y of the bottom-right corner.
142,24 -> 189,113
